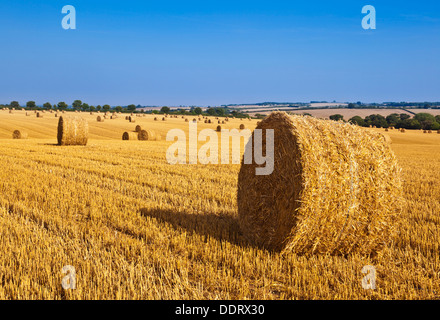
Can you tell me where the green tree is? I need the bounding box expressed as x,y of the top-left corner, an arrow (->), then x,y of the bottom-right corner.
103,104 -> 111,112
329,114 -> 344,121
207,108 -> 216,116
26,101 -> 36,109
400,114 -> 411,121
160,106 -> 170,114
43,102 -> 52,110
72,100 -> 82,110
57,102 -> 68,110
194,107 -> 202,115
89,105 -> 96,112
96,105 -> 102,111
10,101 -> 20,109
127,104 -> 136,112
349,116 -> 366,126
115,106 -> 122,113
81,103 -> 90,111
386,113 -> 400,126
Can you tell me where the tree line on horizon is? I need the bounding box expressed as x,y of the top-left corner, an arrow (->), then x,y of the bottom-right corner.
326,113 -> 440,130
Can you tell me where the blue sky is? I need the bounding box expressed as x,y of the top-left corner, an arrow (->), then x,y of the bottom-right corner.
1,1 -> 439,106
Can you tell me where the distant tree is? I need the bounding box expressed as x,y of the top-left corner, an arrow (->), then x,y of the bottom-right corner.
53,104 -> 57,110
26,101 -> 36,109
57,102 -> 68,110
72,100 -> 82,110
347,103 -> 356,109
436,115 -> 440,123
414,113 -> 436,130
89,105 -> 95,112
302,113 -> 312,117
329,114 -> 344,121
207,108 -> 216,116
103,104 -> 111,112
386,113 -> 400,126
115,106 -> 122,113
127,104 -> 136,112
400,114 -> 411,121
10,101 -> 20,109
349,116 -> 366,126
81,103 -> 90,111
364,114 -> 388,128
96,105 -> 102,111
194,107 -> 202,115
160,106 -> 170,114
43,102 -> 52,110
215,108 -> 225,116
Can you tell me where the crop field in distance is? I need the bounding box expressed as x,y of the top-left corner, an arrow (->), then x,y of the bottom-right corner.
0,109 -> 439,299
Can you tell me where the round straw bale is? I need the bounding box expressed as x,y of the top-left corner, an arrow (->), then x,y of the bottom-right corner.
135,125 -> 142,132
57,116 -> 88,146
380,133 -> 392,144
138,129 -> 156,141
129,116 -> 136,123
237,112 -> 402,256
423,130 -> 427,133
162,117 -> 166,121
185,118 -> 189,122
97,116 -> 104,122
36,112 -> 43,118
204,119 -> 208,123
239,124 -> 245,130
9,110 -> 13,114
154,117 -> 158,121
12,130 -> 28,139
428,130 -> 432,133
222,121 -> 225,124
125,116 -> 130,120
216,125 -> 222,132
437,130 -> 440,134
400,128 -> 406,133
122,132 -> 139,140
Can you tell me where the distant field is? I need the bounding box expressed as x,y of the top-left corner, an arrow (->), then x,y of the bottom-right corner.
0,109 -> 439,299
248,108 -> 414,119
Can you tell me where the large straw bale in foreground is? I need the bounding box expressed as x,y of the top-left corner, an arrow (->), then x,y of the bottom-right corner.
57,116 -> 88,146
12,130 -> 28,139
238,112 -> 402,256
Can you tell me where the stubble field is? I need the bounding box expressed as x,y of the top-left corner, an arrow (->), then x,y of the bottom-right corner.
0,110 -> 439,299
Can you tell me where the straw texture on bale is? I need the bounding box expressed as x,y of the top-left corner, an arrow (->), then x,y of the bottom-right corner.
122,132 -> 138,140
12,130 -> 28,139
138,129 -> 157,141
57,116 -> 88,146
237,112 -> 402,256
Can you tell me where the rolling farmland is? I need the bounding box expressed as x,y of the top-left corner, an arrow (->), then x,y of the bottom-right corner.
0,109 -> 439,299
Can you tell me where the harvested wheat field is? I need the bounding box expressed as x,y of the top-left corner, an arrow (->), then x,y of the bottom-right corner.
0,109 -> 439,299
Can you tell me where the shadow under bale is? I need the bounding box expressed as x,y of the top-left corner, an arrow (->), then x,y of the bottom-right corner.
140,208 -> 246,247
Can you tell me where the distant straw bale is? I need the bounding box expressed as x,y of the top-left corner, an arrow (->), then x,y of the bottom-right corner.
138,129 -> 157,141
239,124 -> 245,130
122,132 -> 138,140
57,116 -> 88,146
97,116 -> 104,122
135,125 -> 142,132
12,130 -> 28,139
238,112 -> 402,256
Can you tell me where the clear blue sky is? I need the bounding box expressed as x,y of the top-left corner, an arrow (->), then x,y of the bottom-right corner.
1,0 -> 439,106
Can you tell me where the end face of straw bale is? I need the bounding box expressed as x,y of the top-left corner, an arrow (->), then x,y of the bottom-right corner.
12,130 -> 28,139
57,116 -> 88,146
237,112 -> 402,256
